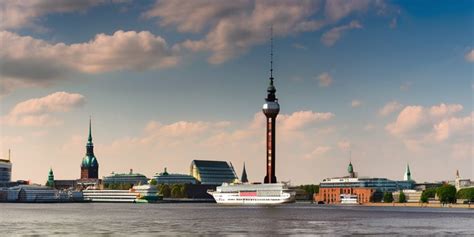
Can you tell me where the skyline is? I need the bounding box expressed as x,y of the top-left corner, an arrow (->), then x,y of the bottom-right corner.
0,0 -> 472,184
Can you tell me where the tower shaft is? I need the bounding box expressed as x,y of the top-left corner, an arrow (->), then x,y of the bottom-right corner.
264,116 -> 277,183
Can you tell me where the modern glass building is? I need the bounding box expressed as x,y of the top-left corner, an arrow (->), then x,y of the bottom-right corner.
0,157 -> 12,183
320,177 -> 414,193
153,168 -> 198,185
190,160 -> 238,185
103,170 -> 149,186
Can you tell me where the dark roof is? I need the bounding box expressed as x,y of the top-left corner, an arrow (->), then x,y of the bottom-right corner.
191,160 -> 231,168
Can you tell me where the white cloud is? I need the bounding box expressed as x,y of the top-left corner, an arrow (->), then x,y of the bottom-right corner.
378,101 -> 403,116
321,20 -> 362,47
279,110 -> 334,131
317,72 -> 333,87
351,100 -> 362,108
304,146 -> 332,159
386,103 -> 471,147
1,92 -> 85,126
324,0 -> 371,22
0,0 -> 128,30
0,30 -> 180,95
465,49 -> 474,62
338,140 -> 351,151
145,0 -> 387,64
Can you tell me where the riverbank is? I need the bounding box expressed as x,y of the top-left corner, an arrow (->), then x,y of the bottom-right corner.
362,202 -> 474,209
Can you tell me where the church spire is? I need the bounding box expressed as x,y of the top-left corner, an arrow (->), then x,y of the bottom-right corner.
404,163 -> 411,181
241,162 -> 248,183
88,116 -> 92,143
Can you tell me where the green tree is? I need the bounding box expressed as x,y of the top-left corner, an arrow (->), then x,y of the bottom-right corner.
398,190 -> 407,203
420,188 -> 437,203
299,184 -> 319,200
456,187 -> 474,202
436,184 -> 457,204
383,192 -> 394,203
159,184 -> 171,198
149,179 -> 157,186
171,184 -> 183,198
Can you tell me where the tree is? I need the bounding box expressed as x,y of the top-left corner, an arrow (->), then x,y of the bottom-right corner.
436,184 -> 457,204
159,184 -> 171,198
398,190 -> 407,203
171,184 -> 183,198
149,179 -> 157,186
420,188 -> 437,203
456,187 -> 474,202
383,192 -> 394,203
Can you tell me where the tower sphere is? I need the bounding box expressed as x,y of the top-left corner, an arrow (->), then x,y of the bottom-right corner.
263,101 -> 280,117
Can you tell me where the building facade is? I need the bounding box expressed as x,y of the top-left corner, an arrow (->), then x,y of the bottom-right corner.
153,168 -> 198,185
81,119 -> 99,179
393,189 -> 423,203
190,160 -> 238,185
0,150 -> 12,184
315,187 -> 375,204
103,169 -> 149,187
317,162 -> 415,203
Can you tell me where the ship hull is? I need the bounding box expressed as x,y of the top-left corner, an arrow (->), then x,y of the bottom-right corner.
208,183 -> 296,205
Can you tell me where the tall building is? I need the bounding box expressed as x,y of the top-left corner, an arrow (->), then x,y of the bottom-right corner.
190,160 -> 238,185
404,164 -> 411,181
348,161 -> 356,178
262,32 -> 280,184
0,149 -> 12,183
80,118 -> 99,179
241,162 -> 248,183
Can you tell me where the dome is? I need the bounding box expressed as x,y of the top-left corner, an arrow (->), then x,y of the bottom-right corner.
81,155 -> 99,168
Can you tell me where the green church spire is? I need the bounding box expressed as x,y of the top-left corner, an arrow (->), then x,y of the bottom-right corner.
47,168 -> 54,187
88,116 -> 92,143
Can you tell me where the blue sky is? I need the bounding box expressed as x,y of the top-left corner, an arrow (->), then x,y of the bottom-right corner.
1,0 -> 472,184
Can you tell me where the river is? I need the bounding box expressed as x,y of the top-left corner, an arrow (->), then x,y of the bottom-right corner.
1,203 -> 473,236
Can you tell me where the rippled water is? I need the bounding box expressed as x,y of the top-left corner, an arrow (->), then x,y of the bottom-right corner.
1,203 -> 473,236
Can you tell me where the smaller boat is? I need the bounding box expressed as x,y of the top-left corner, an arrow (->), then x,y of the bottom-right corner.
340,194 -> 359,205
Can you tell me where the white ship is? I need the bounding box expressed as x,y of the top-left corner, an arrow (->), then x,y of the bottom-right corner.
82,184 -> 162,203
340,194 -> 359,205
208,182 -> 296,205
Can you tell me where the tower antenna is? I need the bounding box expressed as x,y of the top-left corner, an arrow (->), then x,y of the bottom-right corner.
8,149 -> 11,161
270,25 -> 274,79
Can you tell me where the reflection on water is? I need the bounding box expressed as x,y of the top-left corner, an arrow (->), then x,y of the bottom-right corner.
1,203 -> 473,236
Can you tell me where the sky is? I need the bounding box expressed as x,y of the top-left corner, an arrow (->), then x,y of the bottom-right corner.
0,0 -> 472,185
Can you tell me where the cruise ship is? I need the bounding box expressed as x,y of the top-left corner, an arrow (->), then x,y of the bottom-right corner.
208,183 -> 296,205
83,184 -> 162,203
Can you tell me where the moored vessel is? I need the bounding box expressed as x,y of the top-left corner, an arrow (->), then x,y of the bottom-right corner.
208,182 -> 296,205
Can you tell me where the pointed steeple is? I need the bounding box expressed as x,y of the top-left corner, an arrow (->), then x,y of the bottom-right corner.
241,162 -> 248,183
88,116 -> 92,143
404,163 -> 411,181
456,169 -> 460,179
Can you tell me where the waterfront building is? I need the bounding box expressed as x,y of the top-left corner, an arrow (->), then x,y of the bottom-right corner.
7,185 -> 59,202
0,149 -> 12,183
190,160 -> 238,185
241,163 -> 248,183
314,187 -> 375,204
393,189 -> 423,203
103,169 -> 149,187
451,170 -> 474,190
81,118 -> 99,179
153,168 -> 198,185
316,162 -> 415,203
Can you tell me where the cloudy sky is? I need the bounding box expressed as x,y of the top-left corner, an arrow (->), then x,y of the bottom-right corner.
0,0 -> 472,185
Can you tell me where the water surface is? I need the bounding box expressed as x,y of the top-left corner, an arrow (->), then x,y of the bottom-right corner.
1,203 -> 473,236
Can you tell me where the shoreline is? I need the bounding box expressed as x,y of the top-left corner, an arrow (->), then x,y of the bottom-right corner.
361,202 -> 474,209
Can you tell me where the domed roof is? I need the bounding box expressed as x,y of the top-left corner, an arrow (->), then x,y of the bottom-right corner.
81,155 -> 99,168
